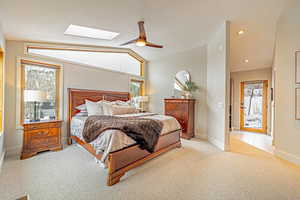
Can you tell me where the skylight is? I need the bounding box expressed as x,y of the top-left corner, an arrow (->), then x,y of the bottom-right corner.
64,24 -> 119,40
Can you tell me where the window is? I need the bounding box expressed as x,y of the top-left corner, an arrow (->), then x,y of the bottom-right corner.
21,60 -> 61,123
130,79 -> 144,97
27,47 -> 143,76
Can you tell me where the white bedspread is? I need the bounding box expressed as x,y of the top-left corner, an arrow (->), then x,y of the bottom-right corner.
70,113 -> 181,164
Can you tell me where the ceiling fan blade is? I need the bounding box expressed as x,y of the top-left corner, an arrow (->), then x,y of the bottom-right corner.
145,42 -> 163,48
138,21 -> 146,39
120,38 -> 138,46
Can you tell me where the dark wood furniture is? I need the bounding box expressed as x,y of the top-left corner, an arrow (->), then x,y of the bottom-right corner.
164,98 -> 195,139
21,120 -> 63,160
67,88 -> 181,186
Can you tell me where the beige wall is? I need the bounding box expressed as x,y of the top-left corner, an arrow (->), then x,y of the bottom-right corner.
273,0 -> 300,165
206,21 -> 230,150
147,46 -> 207,139
4,40 -> 136,156
230,68 -> 273,134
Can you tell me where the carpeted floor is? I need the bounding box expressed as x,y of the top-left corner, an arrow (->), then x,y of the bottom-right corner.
1,138 -> 300,200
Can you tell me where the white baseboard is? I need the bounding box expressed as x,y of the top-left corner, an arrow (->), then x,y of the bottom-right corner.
6,145 -> 21,157
274,149 -> 300,166
195,132 -> 208,140
0,150 -> 6,173
208,136 -> 227,151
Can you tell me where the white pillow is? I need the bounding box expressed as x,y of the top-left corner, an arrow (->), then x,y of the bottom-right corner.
85,100 -> 103,116
76,103 -> 87,112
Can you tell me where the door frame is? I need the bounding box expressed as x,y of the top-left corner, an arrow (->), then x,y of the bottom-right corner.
240,80 -> 268,134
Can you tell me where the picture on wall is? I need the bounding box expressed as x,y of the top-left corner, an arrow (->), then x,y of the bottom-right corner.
296,88 -> 300,120
296,51 -> 300,83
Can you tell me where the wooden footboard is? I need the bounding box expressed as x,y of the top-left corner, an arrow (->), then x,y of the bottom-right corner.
70,129 -> 181,186
107,130 -> 181,186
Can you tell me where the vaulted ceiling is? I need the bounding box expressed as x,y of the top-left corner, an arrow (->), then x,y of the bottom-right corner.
0,0 -> 288,71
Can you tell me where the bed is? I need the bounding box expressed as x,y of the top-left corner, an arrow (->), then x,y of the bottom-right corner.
67,88 -> 182,186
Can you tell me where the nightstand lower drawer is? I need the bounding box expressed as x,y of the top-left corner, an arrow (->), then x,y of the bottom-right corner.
30,136 -> 59,149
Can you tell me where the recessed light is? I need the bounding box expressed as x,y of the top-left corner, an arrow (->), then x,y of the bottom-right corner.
244,59 -> 249,63
64,24 -> 119,40
237,30 -> 245,35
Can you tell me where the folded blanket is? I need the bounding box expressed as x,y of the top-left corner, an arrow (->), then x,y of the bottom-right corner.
82,115 -> 163,153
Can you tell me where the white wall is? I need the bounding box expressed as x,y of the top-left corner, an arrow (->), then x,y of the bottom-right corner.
230,68 -> 273,134
206,21 -> 230,150
273,0 -> 300,165
0,23 -> 5,170
147,46 -> 207,139
4,41 -> 136,156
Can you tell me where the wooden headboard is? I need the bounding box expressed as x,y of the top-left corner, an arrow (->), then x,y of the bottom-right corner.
67,88 -> 130,144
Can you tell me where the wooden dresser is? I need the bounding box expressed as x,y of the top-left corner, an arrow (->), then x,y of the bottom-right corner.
164,98 -> 195,139
21,120 -> 63,160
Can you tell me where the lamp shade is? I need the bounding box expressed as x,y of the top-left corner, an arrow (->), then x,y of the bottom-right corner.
24,90 -> 47,102
138,96 -> 149,103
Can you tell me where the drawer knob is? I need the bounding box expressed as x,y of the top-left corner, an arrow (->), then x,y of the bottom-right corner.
37,131 -> 47,136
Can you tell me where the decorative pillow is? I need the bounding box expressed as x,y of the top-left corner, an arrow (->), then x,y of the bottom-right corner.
76,103 -> 87,112
114,100 -> 132,106
110,105 -> 138,115
100,101 -> 114,115
85,100 -> 103,116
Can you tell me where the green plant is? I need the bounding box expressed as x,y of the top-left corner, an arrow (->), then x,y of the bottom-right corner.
184,81 -> 199,92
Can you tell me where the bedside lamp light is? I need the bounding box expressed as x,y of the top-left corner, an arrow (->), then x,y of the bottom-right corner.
24,90 -> 47,122
137,96 -> 149,112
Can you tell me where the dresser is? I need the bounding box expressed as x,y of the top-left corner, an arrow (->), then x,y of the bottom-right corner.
21,120 -> 63,160
164,98 -> 195,139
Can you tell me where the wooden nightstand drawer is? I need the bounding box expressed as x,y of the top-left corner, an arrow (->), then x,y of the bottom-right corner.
21,120 -> 63,160
28,128 -> 59,138
24,121 -> 62,131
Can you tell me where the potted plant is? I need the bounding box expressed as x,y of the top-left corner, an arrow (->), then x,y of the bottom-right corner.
183,80 -> 199,98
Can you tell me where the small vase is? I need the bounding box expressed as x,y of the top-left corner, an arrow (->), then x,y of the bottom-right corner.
184,91 -> 192,99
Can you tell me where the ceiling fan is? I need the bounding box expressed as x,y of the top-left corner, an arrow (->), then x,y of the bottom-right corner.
120,21 -> 163,48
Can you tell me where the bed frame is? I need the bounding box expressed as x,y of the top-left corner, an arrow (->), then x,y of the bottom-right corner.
67,88 -> 181,186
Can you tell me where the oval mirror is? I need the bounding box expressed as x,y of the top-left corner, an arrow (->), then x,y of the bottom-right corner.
174,70 -> 190,91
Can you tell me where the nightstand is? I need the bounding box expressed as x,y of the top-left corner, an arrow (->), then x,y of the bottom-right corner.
21,120 -> 63,160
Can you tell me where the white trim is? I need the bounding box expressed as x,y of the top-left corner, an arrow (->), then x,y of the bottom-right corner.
24,42 -> 146,62
274,148 -> 300,166
230,66 -> 272,73
15,56 -> 64,129
208,136 -> 228,151
0,150 -> 5,173
23,42 -> 146,77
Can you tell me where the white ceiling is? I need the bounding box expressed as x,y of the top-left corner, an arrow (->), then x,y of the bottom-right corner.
0,0 -> 287,71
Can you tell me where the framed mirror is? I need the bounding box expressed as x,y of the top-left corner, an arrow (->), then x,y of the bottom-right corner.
174,70 -> 190,91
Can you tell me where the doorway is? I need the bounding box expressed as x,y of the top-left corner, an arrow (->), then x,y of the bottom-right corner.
240,80 -> 268,134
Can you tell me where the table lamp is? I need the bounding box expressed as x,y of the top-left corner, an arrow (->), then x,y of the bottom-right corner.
24,90 -> 47,122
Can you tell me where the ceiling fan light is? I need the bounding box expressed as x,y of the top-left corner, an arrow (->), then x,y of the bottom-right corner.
136,39 -> 146,47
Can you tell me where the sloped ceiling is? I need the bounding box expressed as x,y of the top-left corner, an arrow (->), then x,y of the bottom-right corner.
0,0 -> 287,71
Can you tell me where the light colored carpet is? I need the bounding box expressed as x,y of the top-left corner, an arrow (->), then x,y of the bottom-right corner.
1,138 -> 300,200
